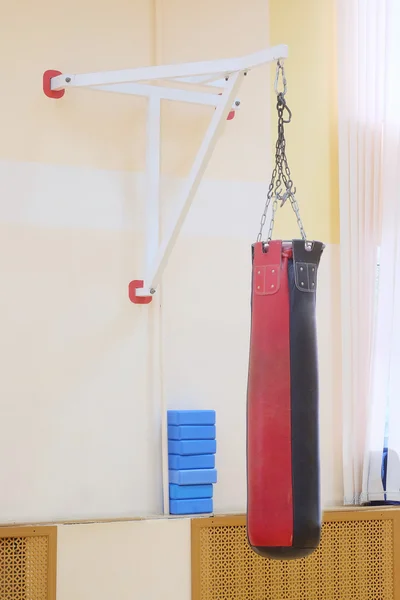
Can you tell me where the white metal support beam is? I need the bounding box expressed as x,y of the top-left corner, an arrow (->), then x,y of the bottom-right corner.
146,96 -> 161,274
136,72 -> 243,297
49,44 -> 287,90
42,43 -> 288,517
91,83 -> 237,107
42,44 -> 289,303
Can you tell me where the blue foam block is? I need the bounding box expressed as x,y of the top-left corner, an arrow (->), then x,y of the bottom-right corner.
169,454 -> 215,470
169,468 -> 217,485
168,439 -> 216,456
170,498 -> 213,515
169,483 -> 213,500
168,424 -> 216,441
167,410 -> 216,426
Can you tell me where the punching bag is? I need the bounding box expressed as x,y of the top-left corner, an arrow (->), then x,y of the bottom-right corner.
246,61 -> 324,560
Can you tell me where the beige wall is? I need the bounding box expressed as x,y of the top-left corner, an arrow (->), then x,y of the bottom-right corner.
1,0 -> 271,181
0,0 -> 342,527
56,519 -> 191,600
0,0 -> 342,597
270,0 -> 339,244
1,0 -> 151,170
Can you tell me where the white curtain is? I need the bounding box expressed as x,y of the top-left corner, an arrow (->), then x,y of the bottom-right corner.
337,0 -> 400,504
370,0 -> 400,502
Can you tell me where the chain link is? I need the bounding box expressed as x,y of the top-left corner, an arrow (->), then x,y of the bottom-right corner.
257,62 -> 307,243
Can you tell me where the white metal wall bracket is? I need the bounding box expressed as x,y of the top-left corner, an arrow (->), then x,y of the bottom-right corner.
43,44 -> 288,304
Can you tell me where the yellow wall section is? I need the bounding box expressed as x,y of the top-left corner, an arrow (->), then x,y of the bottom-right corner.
0,0 -> 152,171
0,0 -> 272,183
0,0 -> 338,242
269,0 -> 339,244
158,0 -> 271,182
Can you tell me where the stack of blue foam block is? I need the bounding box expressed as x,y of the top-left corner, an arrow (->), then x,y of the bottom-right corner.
168,410 -> 217,515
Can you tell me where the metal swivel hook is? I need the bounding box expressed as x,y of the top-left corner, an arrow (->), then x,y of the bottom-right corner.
277,181 -> 295,207
274,59 -> 287,97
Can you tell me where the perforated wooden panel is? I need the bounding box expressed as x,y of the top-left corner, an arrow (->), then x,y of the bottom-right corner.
192,511 -> 400,600
0,526 -> 57,600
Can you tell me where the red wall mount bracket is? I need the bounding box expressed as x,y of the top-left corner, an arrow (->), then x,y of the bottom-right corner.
128,280 -> 153,304
43,70 -> 65,99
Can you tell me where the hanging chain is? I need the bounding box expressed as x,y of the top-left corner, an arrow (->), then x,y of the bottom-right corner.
257,60 -> 307,243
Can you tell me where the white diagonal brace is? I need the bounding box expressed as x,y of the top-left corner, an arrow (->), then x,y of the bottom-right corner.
170,74 -> 228,86
90,83 -> 232,107
136,71 -> 244,296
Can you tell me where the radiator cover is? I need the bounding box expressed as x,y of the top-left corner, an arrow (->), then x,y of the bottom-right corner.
191,509 -> 400,600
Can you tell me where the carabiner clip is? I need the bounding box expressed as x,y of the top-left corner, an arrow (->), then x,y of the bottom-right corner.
276,93 -> 292,123
282,103 -> 292,124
